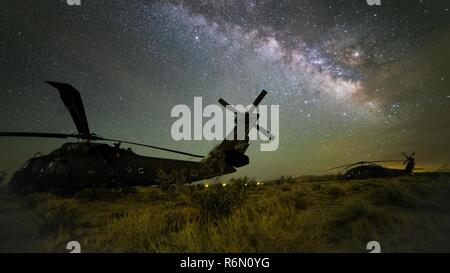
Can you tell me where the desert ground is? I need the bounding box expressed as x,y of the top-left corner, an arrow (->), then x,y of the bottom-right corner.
1,173 -> 450,253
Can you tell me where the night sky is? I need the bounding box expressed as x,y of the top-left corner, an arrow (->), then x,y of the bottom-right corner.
1,0 -> 449,181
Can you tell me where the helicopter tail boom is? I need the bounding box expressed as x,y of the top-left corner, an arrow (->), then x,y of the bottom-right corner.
201,90 -> 272,170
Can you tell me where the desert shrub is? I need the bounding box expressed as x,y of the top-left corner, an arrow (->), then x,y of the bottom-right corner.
328,200 -> 392,249
25,193 -> 53,208
280,190 -> 310,209
192,182 -> 248,222
156,169 -> 187,192
165,199 -> 328,252
436,187 -> 450,211
280,183 -> 292,191
90,207 -> 199,252
312,183 -> 322,191
325,185 -> 345,198
165,208 -> 200,232
35,196 -> 80,232
170,184 -> 198,206
398,176 -> 419,184
275,176 -> 296,185
437,173 -> 450,182
120,187 -> 138,195
334,201 -> 372,224
99,209 -> 167,252
374,183 -> 418,208
145,187 -> 169,202
230,176 -> 255,187
349,183 -> 362,192
73,188 -> 124,201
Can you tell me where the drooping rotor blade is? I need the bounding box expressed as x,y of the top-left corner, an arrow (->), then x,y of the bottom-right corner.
0,132 -> 204,158
46,81 -> 91,136
252,90 -> 268,107
218,98 -> 241,113
218,98 -> 230,108
220,90 -> 268,115
343,162 -> 367,169
0,132 -> 78,139
326,162 -> 361,171
402,152 -> 410,165
255,125 -> 275,141
247,90 -> 268,114
403,152 -> 415,164
365,160 -> 403,163
98,137 -> 204,158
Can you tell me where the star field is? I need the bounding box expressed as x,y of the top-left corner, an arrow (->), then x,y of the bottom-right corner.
0,0 -> 449,180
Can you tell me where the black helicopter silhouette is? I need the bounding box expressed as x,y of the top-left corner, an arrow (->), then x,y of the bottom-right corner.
328,153 -> 420,179
0,81 -> 273,192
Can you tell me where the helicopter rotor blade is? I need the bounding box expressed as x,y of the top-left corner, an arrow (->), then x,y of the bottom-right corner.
255,125 -> 275,141
252,90 -> 268,107
343,162 -> 366,169
218,98 -> 241,114
0,133 -> 204,158
366,160 -> 403,163
46,81 -> 91,137
218,98 -> 230,108
326,162 -> 361,171
0,132 -> 79,139
402,152 -> 412,164
97,137 -> 205,158
247,90 -> 268,114
219,90 -> 268,117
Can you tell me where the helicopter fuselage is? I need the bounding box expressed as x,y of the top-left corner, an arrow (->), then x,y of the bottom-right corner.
8,142 -> 236,192
344,165 -> 411,179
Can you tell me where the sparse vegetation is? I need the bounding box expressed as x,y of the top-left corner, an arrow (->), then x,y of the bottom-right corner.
73,187 -> 137,201
0,174 -> 450,252
34,194 -> 80,232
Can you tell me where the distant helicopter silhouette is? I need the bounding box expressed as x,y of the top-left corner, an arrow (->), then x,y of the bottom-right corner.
328,153 -> 421,179
0,81 -> 273,192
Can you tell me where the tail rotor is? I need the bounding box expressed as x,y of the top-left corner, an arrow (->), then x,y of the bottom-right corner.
402,152 -> 416,174
218,90 -> 274,141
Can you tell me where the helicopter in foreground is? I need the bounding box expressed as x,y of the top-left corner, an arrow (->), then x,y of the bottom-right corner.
328,153 -> 420,179
0,81 -> 273,192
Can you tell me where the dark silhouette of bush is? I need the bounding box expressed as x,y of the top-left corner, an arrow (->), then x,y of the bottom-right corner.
192,178 -> 250,222
35,196 -> 79,232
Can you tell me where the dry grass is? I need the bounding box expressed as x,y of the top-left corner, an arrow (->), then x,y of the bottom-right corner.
1,174 -> 450,252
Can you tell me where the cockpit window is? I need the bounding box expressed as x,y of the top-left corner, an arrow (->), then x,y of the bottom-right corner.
45,161 -> 58,174
31,160 -> 44,174
21,160 -> 31,170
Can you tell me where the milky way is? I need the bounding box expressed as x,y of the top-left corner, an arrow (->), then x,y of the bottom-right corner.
0,0 -> 449,180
